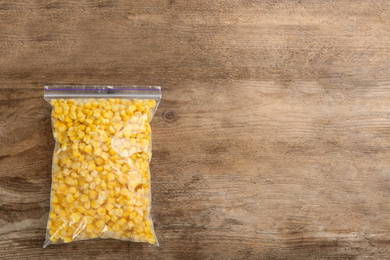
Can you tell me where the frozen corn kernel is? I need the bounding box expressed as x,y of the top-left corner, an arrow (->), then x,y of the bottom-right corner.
69,187 -> 77,194
86,224 -> 95,232
96,219 -> 105,229
91,201 -> 100,209
84,144 -> 92,154
107,172 -> 115,181
66,194 -> 75,204
71,212 -> 81,223
46,97 -> 157,246
64,236 -> 72,243
97,208 -> 106,216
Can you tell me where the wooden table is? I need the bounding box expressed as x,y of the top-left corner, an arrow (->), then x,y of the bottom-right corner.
1,1 -> 390,259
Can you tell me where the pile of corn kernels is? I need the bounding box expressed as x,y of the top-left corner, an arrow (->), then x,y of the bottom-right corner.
47,98 -> 157,244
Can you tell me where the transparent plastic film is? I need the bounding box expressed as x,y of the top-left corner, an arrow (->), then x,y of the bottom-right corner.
43,86 -> 161,247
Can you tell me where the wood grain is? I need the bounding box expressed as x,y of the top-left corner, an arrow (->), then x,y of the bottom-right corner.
2,0 -> 390,259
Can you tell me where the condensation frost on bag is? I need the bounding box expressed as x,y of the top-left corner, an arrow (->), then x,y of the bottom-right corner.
43,85 -> 161,247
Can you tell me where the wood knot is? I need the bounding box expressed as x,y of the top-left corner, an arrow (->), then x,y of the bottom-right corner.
162,110 -> 176,123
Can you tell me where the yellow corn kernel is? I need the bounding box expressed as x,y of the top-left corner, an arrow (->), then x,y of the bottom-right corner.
90,100 -> 97,107
97,190 -> 105,200
128,181 -> 137,189
94,177 -> 102,185
91,201 -> 99,209
69,111 -> 76,120
71,212 -> 81,223
95,157 -> 104,166
117,196 -> 126,204
101,152 -> 109,160
123,128 -> 131,138
102,111 -> 109,119
108,197 -> 116,204
111,105 -> 119,112
58,113 -> 65,121
111,154 -> 119,161
103,214 -> 111,223
115,132 -> 124,139
59,182 -> 69,192
58,124 -> 67,132
97,208 -> 106,215
80,195 -> 89,202
84,144 -> 92,153
66,194 -> 75,204
77,131 -> 85,139
122,115 -> 130,122
77,110 -> 84,118
83,102 -> 91,109
88,161 -> 96,171
108,148 -> 117,156
120,188 -> 129,196
119,177 -> 127,185
119,110 -> 127,117
83,126 -> 90,134
96,219 -> 105,229
93,147 -> 102,156
84,216 -> 93,224
119,218 -> 127,227
106,203 -> 114,211
101,143 -> 109,151
123,211 -> 130,218
64,177 -> 73,186
64,236 -> 72,243
89,190 -> 97,199
61,143 -> 68,151
69,186 -> 77,194
53,120 -> 61,128
128,222 -> 134,229
83,135 -> 90,144
52,196 -> 59,203
72,178 -> 79,186
55,107 -> 63,114
103,165 -> 112,171
116,208 -> 123,217
128,104 -> 137,112
107,172 -> 115,181
78,206 -> 86,214
108,126 -> 116,134
112,223 -> 120,231
73,149 -> 80,158
86,224 -> 95,232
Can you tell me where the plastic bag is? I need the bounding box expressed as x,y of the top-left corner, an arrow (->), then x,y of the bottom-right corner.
43,85 -> 161,247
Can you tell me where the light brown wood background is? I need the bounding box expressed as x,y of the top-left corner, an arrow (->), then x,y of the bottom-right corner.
1,0 -> 390,259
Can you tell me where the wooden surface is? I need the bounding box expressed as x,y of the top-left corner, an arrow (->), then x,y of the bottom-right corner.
1,1 -> 390,259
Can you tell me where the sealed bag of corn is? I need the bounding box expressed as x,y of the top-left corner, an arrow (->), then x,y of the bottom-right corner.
43,85 -> 161,247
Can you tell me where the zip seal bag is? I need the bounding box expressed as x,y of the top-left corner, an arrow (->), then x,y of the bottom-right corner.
43,85 -> 161,247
